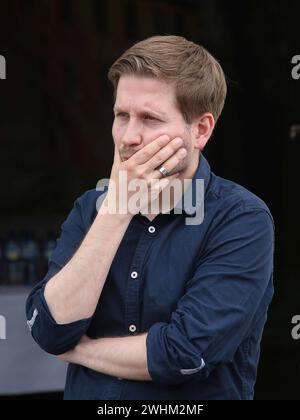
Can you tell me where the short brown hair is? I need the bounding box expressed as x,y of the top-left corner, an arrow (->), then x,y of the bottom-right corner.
108,35 -> 227,124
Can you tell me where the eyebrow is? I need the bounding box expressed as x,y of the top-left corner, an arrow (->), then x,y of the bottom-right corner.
113,106 -> 168,119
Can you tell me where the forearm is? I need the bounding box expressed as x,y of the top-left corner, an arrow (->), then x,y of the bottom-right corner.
65,334 -> 151,381
44,200 -> 132,324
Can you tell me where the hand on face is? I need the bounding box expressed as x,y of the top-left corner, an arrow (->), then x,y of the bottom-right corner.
101,134 -> 187,218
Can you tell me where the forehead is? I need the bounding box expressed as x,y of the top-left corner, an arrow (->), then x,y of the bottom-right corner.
115,75 -> 176,110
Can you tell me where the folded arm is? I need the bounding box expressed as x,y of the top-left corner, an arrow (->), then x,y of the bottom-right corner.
58,333 -> 152,381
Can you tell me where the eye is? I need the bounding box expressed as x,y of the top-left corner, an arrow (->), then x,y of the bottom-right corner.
116,112 -> 128,118
144,115 -> 159,121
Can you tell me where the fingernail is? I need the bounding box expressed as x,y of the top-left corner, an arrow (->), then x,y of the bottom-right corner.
174,138 -> 183,146
178,148 -> 187,158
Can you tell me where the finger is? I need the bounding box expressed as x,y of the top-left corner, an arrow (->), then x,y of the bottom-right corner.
160,172 -> 181,187
152,147 -> 187,179
130,134 -> 171,165
147,137 -> 185,172
150,172 -> 180,192
113,143 -> 121,165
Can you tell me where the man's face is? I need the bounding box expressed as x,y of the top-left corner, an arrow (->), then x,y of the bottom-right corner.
112,75 -> 197,175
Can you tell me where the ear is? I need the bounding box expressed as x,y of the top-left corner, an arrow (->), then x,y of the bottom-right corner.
192,113 -> 215,151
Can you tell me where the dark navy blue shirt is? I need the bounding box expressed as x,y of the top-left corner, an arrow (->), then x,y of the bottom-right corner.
26,154 -> 274,400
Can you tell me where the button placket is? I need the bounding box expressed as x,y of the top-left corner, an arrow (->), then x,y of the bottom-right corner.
129,324 -> 136,333
125,222 -> 158,339
148,226 -> 155,233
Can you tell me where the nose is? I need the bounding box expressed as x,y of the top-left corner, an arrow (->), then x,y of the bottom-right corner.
121,119 -> 143,147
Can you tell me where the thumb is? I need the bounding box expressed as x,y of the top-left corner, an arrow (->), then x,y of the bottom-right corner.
113,143 -> 121,165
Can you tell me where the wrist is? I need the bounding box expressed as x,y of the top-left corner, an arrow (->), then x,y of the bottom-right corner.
98,195 -> 134,222
79,338 -> 103,372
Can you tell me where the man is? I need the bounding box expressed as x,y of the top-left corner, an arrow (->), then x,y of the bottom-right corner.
26,35 -> 274,400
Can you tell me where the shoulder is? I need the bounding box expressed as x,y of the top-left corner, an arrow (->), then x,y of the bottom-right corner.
205,173 -> 275,233
69,188 -> 107,230
77,188 -> 105,207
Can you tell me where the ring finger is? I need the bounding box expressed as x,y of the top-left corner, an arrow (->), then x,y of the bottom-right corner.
152,147 -> 187,179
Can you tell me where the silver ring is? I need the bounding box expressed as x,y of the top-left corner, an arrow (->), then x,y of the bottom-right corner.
158,166 -> 169,177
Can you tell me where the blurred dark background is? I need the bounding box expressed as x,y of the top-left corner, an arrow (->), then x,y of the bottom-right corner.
0,0 -> 299,400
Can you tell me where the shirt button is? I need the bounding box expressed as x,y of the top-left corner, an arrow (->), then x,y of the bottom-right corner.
117,377 -> 123,381
131,271 -> 138,279
129,324 -> 136,333
148,226 -> 155,233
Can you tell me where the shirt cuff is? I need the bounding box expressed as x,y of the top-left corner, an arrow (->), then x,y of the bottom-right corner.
146,322 -> 208,385
27,287 -> 92,355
